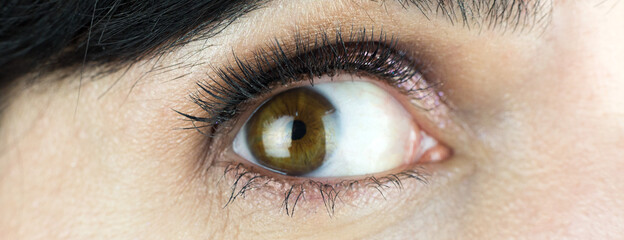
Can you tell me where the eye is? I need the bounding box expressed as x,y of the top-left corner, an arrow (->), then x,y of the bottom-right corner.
182,30 -> 454,186
232,77 -> 441,177
181,29 -> 455,216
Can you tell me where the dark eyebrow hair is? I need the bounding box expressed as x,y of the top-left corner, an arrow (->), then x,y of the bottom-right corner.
0,0 -> 550,87
398,0 -> 550,30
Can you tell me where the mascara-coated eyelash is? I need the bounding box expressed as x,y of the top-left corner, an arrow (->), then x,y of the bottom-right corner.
178,29 -> 438,135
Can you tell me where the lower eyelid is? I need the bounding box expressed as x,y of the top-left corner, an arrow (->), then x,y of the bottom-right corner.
212,160 -> 432,216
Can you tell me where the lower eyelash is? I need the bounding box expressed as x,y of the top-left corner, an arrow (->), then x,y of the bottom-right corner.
218,162 -> 429,217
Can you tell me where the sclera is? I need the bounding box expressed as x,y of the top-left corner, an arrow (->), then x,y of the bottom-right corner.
304,79 -> 420,177
233,75 -> 429,177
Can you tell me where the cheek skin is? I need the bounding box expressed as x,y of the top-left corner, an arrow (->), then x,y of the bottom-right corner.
520,2 -> 624,236
0,68 -> 226,239
440,2 -> 624,238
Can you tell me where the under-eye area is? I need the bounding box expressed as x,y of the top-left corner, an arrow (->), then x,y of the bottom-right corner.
178,29 -> 454,216
217,162 -> 431,217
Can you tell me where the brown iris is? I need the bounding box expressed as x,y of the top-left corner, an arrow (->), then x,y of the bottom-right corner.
245,87 -> 336,176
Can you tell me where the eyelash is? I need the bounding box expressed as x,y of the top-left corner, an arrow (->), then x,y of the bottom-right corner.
220,162 -> 429,217
179,28 -> 442,216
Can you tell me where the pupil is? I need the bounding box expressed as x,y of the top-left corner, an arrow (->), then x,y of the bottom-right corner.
291,120 -> 307,140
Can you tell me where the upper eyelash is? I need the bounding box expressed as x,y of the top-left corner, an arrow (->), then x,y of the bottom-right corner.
177,28 -> 433,134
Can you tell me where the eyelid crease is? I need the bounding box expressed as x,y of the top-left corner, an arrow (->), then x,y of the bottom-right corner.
179,28 -> 440,136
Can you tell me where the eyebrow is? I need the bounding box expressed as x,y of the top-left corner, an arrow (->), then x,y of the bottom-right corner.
395,0 -> 551,30
0,0 -> 551,85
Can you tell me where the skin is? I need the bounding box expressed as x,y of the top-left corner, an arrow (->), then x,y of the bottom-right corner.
1,0 -> 623,239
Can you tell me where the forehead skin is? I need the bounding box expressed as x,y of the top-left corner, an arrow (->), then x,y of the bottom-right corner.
1,0 -> 624,239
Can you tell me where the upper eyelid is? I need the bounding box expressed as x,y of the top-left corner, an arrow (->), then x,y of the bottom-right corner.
178,29 -> 437,134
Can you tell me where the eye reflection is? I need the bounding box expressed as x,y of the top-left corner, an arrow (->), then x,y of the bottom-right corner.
233,78 -> 436,177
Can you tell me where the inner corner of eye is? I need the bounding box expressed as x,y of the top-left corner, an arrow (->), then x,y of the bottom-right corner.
231,76 -> 443,178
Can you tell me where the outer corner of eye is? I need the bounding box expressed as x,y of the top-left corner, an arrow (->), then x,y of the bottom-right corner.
231,77 -> 451,178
